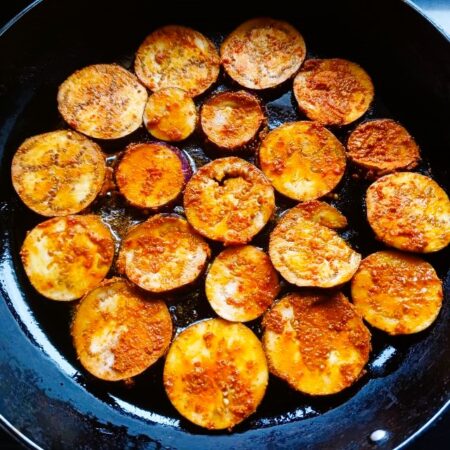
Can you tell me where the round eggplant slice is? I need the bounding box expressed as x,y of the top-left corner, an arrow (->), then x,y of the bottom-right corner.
58,64 -> 147,139
289,200 -> 348,229
293,58 -> 374,126
262,292 -> 371,395
184,157 -> 275,245
221,18 -> 306,90
205,245 -> 280,322
11,130 -> 106,217
163,318 -> 268,430
118,214 -> 210,293
259,121 -> 346,201
143,87 -> 197,142
347,119 -> 420,176
115,142 -> 191,209
135,25 -> 219,97
269,208 -> 360,287
72,278 -> 172,381
366,172 -> 450,253
200,90 -> 264,151
351,251 -> 443,335
20,215 -> 115,301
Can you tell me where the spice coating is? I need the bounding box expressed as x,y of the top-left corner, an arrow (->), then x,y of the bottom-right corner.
12,130 -> 106,216
164,318 -> 268,429
293,58 -> 374,125
351,251 -> 443,335
184,157 -> 275,245
72,278 -> 172,381
366,172 -> 450,252
21,215 -> 115,301
263,292 -> 371,395
58,64 -> 147,139
221,18 -> 306,90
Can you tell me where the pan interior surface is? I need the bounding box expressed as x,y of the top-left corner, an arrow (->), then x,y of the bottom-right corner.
0,1 -> 449,449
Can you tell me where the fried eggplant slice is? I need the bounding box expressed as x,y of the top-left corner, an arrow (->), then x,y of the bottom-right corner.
72,278 -> 172,381
259,121 -> 346,201
115,142 -> 191,209
262,292 -> 371,395
163,318 -> 268,429
143,87 -> 197,142
119,214 -> 210,293
269,210 -> 360,287
20,215 -> 115,301
351,251 -> 443,335
135,25 -> 219,97
221,18 -> 306,90
11,130 -> 106,216
205,245 -> 280,322
347,119 -> 420,176
58,64 -> 147,139
366,172 -> 450,252
184,157 -> 275,245
293,58 -> 374,126
200,90 -> 265,151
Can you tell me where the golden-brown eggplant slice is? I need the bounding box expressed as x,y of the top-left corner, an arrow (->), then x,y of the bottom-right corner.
205,245 -> 280,322
184,157 -> 275,245
259,121 -> 346,201
262,292 -> 371,395
351,251 -> 443,335
163,318 -> 268,429
115,142 -> 191,209
58,64 -> 147,139
269,209 -> 360,287
143,87 -> 197,142
200,90 -> 265,151
221,18 -> 306,90
366,172 -> 450,252
20,215 -> 115,301
118,214 -> 210,293
11,130 -> 106,216
135,25 -> 220,97
347,119 -> 420,175
72,278 -> 172,381
293,58 -> 374,126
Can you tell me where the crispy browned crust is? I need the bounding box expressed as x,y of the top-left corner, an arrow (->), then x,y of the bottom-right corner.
135,25 -> 219,97
293,58 -> 374,125
205,245 -> 280,322
143,87 -> 197,142
259,121 -> 346,201
11,130 -> 106,216
351,251 -> 443,335
200,90 -> 265,151
366,172 -> 450,252
221,18 -> 306,90
20,215 -> 115,301
72,278 -> 172,381
262,292 -> 371,395
347,119 -> 420,176
163,318 -> 268,429
115,143 -> 186,209
184,157 -> 275,244
269,209 -> 360,287
58,64 -> 148,139
119,214 -> 210,293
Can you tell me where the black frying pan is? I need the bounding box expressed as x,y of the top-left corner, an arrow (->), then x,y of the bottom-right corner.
0,0 -> 449,448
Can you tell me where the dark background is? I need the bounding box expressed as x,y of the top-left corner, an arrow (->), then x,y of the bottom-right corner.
0,1 -> 449,448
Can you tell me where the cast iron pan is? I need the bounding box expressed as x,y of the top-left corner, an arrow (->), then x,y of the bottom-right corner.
0,0 -> 449,448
